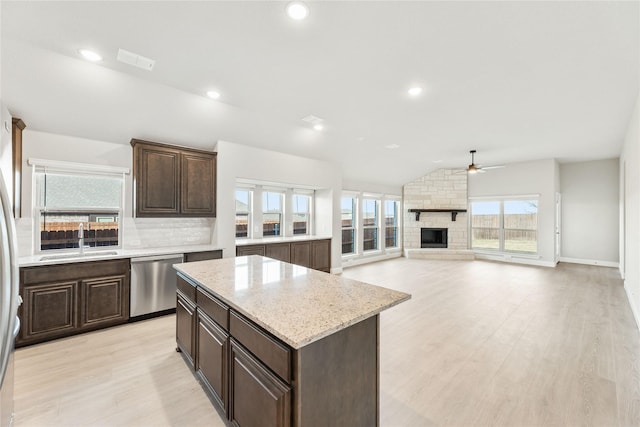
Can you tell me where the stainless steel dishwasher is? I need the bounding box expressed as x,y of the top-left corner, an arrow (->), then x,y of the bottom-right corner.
130,253 -> 184,317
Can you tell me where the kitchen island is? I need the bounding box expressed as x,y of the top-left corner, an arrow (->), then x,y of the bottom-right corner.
174,255 -> 410,427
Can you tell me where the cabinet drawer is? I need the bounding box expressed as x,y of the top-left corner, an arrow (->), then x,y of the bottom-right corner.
229,311 -> 291,383
177,275 -> 196,302
197,288 -> 229,331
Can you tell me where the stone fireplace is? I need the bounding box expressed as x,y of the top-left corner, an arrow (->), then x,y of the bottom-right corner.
403,169 -> 474,260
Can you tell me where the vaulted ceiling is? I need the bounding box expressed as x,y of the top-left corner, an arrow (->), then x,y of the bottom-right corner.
2,1 -> 638,186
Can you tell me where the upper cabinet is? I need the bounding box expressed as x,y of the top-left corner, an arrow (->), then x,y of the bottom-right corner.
131,139 -> 216,217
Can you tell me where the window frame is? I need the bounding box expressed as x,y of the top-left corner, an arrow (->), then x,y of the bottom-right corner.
469,195 -> 539,255
362,197 -> 381,253
341,195 -> 357,256
384,198 -> 400,249
30,158 -> 128,254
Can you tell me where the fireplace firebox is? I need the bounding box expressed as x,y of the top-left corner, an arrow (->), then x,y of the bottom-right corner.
421,228 -> 448,248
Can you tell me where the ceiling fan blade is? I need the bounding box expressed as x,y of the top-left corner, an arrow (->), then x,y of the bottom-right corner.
479,165 -> 505,170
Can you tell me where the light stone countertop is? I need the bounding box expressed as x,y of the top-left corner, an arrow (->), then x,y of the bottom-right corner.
19,244 -> 225,267
174,255 -> 411,349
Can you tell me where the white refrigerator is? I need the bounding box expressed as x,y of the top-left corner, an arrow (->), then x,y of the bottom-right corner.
0,173 -> 21,427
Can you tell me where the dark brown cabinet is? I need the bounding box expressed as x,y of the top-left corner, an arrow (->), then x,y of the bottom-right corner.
236,239 -> 331,272
290,242 -> 311,268
197,311 -> 229,411
184,250 -> 223,263
265,243 -> 290,263
176,292 -> 196,367
131,139 -> 216,218
18,259 -> 130,347
230,339 -> 291,427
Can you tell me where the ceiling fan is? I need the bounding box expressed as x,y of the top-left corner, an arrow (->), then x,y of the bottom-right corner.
466,150 -> 504,174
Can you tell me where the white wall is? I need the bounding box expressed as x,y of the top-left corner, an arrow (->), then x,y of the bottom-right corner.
620,94 -> 640,328
0,105 -> 12,197
214,140 -> 343,272
559,159 -> 619,265
467,158 -> 557,266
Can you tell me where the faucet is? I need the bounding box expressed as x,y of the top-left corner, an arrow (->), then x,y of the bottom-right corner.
78,223 -> 84,255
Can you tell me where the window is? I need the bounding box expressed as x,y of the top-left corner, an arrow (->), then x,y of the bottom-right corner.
34,165 -> 125,252
235,189 -> 251,238
471,201 -> 500,250
470,198 -> 538,254
263,191 -> 283,236
504,200 -> 538,253
385,200 -> 399,249
362,198 -> 379,251
341,197 -> 356,255
292,193 -> 311,235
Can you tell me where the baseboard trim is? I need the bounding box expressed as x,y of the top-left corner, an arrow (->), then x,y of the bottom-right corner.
474,253 -> 556,267
624,282 -> 640,332
341,252 -> 402,269
330,267 -> 343,274
558,257 -> 619,268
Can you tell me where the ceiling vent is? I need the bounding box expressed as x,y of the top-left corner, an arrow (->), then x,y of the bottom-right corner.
117,48 -> 155,71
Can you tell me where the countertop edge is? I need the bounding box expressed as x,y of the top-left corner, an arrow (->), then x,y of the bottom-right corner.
235,235 -> 332,246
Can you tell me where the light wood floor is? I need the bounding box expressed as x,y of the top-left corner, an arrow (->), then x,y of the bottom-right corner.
13,259 -> 640,426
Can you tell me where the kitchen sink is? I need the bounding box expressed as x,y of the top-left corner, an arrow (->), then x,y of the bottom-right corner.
39,251 -> 119,261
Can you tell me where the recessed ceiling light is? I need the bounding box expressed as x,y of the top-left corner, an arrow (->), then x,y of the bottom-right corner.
313,124 -> 324,131
432,159 -> 443,163
206,90 -> 221,100
408,87 -> 423,96
79,49 -> 102,62
385,144 -> 400,149
286,1 -> 309,20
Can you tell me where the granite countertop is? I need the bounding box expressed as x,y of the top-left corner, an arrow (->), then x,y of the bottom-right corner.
19,244 -> 225,267
174,255 -> 411,349
235,235 -> 332,246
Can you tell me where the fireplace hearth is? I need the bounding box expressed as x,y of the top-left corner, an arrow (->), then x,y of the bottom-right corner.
421,228 -> 448,248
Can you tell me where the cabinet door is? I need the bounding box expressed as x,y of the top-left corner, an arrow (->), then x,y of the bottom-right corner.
236,245 -> 265,256
197,311 -> 229,413
80,275 -> 129,329
176,292 -> 196,367
311,239 -> 331,272
135,143 -> 181,216
290,242 -> 311,268
185,250 -> 223,263
181,152 -> 216,217
230,339 -> 291,427
21,281 -> 78,343
265,243 -> 290,263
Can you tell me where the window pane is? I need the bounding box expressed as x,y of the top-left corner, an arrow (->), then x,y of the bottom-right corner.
471,201 -> 499,250
263,213 -> 282,236
471,228 -> 499,250
263,192 -> 282,212
504,229 -> 537,253
363,199 -> 379,251
342,229 -> 355,254
40,212 -> 119,250
235,190 -> 250,212
341,197 -> 355,228
504,200 -> 537,253
363,199 -> 378,226
293,213 -> 308,235
235,213 -> 249,238
385,200 -> 398,248
235,190 -> 251,238
293,194 -> 309,213
37,173 -> 122,209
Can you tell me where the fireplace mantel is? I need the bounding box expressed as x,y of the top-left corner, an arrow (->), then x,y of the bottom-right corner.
408,208 -> 467,221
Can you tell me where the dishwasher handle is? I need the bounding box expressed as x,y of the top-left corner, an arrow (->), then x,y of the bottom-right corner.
130,254 -> 184,263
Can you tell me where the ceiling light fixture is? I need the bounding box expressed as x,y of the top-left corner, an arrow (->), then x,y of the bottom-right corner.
408,87 -> 423,96
79,49 -> 102,62
313,124 -> 324,131
286,1 -> 309,20
385,144 -> 400,149
206,90 -> 221,100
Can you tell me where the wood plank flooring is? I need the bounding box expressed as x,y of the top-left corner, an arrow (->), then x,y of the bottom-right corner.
13,259 -> 640,426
